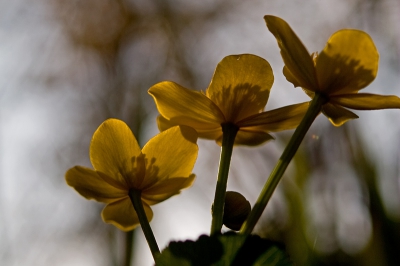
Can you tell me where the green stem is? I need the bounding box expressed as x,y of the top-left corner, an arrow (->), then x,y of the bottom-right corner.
210,123 -> 239,235
128,189 -> 160,260
240,93 -> 327,235
124,230 -> 134,266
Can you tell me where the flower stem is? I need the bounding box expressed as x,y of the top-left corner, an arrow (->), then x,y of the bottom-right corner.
128,189 -> 160,260
210,123 -> 239,235
124,230 -> 134,266
240,93 -> 327,235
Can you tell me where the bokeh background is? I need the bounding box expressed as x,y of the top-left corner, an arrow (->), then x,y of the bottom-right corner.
1,0 -> 400,265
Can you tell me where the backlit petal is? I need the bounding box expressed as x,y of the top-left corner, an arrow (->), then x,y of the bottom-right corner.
66,166 -> 127,203
265,15 -> 318,90
149,81 -> 224,129
322,103 -> 359,126
145,174 -> 195,195
142,174 -> 196,205
157,115 -> 176,131
90,119 -> 145,188
206,54 -> 274,122
316,30 -> 379,94
101,197 -> 153,231
283,66 -> 303,88
330,93 -> 400,110
141,126 -> 198,189
237,102 -> 309,131
217,130 -> 274,146
157,115 -> 222,140
142,192 -> 181,206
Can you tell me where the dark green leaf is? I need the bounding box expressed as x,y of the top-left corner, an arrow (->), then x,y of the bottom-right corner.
155,232 -> 292,266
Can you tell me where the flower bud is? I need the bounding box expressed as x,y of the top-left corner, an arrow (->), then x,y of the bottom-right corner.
223,191 -> 251,231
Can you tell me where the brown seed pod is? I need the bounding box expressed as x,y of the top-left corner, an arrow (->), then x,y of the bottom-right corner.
222,191 -> 251,231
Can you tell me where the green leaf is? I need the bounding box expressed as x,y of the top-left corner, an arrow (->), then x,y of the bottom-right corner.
155,232 -> 293,266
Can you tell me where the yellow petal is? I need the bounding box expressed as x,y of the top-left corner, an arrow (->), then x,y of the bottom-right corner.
322,103 -> 359,126
157,115 -> 176,132
283,66 -> 303,88
237,102 -> 309,131
264,15 -> 318,90
66,166 -> 127,203
302,88 -> 315,99
142,174 -> 196,205
157,115 -> 222,140
102,197 -> 153,231
90,119 -> 145,188
140,126 -> 198,189
316,30 -> 379,94
206,54 -> 274,122
149,81 -> 224,129
330,93 -> 400,110
195,127 -> 223,140
145,174 -> 195,195
142,192 -> 180,206
217,130 -> 274,146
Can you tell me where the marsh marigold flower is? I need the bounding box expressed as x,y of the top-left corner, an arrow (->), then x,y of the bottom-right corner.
65,119 -> 198,231
149,54 -> 309,146
265,15 -> 400,126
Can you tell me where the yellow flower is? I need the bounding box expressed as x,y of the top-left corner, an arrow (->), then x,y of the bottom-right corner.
149,54 -> 309,146
65,119 -> 198,231
265,15 -> 400,126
